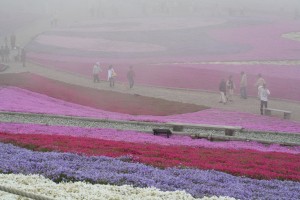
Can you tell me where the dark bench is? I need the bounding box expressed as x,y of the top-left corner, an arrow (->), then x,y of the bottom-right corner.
153,129 -> 172,138
264,108 -> 292,119
167,122 -> 243,136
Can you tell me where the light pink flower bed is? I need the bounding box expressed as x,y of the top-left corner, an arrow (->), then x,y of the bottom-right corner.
28,53 -> 300,101
1,86 -> 300,133
209,20 -> 300,61
58,17 -> 226,32
27,18 -> 300,101
35,35 -> 166,53
33,20 -> 300,62
1,122 -> 299,154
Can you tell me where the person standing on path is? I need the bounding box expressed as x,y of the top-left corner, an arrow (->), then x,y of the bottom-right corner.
92,62 -> 101,83
255,73 -> 266,90
240,71 -> 247,99
258,83 -> 270,115
107,65 -> 116,87
219,78 -> 227,104
127,66 -> 135,89
226,75 -> 235,102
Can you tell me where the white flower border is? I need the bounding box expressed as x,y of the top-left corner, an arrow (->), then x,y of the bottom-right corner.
0,174 -> 236,200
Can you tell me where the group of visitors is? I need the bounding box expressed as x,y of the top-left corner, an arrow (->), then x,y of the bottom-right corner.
219,72 -> 270,115
218,75 -> 235,105
1,34 -> 16,63
0,45 -> 10,63
92,62 -> 135,89
0,34 -> 26,67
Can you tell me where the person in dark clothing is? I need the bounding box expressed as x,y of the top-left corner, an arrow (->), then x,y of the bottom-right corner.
219,78 -> 227,104
127,66 -> 135,88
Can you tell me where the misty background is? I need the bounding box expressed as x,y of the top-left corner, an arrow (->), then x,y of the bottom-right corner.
1,0 -> 300,42
1,0 -> 300,19
1,0 -> 300,103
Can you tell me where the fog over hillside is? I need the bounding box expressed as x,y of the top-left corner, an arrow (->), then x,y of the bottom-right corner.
1,0 -> 300,19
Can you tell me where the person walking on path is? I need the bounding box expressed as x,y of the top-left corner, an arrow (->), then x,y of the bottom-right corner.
107,65 -> 116,87
219,78 -> 227,104
240,71 -> 247,99
92,62 -> 101,83
258,83 -> 270,115
226,75 -> 235,102
127,66 -> 135,89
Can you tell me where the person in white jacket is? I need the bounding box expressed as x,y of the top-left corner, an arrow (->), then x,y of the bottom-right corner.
258,83 -> 270,115
107,65 -> 116,87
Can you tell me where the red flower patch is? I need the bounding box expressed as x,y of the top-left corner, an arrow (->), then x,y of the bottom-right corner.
0,132 -> 299,181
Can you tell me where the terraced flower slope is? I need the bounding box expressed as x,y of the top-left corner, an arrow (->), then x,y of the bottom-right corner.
26,17 -> 300,101
1,86 -> 300,133
1,15 -> 300,199
0,84 -> 299,199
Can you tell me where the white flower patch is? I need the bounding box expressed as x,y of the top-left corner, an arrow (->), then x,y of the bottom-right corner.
0,174 -> 236,200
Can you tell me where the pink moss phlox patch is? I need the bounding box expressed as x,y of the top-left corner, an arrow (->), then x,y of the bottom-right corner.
1,87 -> 300,133
0,122 -> 299,154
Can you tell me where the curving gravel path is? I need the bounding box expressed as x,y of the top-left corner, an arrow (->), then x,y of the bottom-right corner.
1,111 -> 299,146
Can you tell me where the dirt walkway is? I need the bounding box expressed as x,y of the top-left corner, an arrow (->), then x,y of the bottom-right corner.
1,16 -> 299,122
3,61 -> 300,122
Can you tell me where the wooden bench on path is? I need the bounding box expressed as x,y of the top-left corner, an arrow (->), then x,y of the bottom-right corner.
153,128 -> 172,138
167,122 -> 243,136
264,108 -> 292,119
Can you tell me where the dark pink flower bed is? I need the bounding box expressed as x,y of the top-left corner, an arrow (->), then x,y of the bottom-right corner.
27,53 -> 300,101
0,73 -> 205,116
1,85 -> 300,133
2,122 -> 299,154
1,132 -> 299,181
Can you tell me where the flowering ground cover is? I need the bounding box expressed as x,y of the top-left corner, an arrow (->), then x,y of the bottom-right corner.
0,79 -> 299,198
1,122 -> 299,154
1,132 -> 299,181
2,14 -> 300,200
209,20 -> 300,61
1,86 -> 300,133
28,17 -> 300,62
0,73 -> 205,116
1,143 -> 300,200
2,174 -> 219,200
25,17 -> 300,101
27,52 -> 300,101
